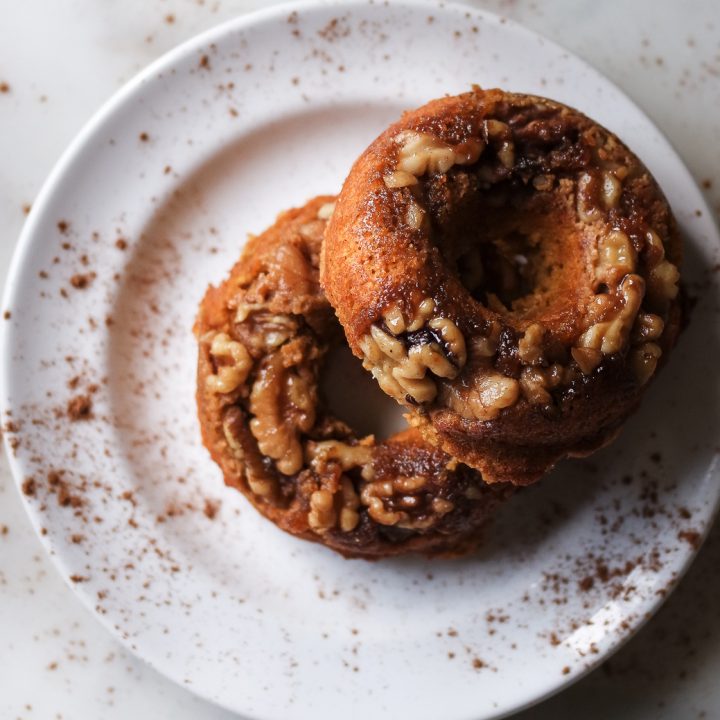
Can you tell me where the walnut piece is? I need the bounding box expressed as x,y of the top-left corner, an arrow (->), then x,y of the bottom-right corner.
358,299 -> 467,405
249,351 -> 316,476
206,333 -> 252,394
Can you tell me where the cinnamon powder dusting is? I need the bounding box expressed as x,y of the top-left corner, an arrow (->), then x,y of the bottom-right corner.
203,499 -> 220,519
678,530 -> 701,550
21,477 -> 36,496
67,394 -> 93,420
70,273 -> 95,289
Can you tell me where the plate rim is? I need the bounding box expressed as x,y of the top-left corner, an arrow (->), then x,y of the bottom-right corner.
2,0 -> 719,718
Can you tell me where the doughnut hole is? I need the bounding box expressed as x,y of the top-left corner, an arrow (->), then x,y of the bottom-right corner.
427,175 -> 594,343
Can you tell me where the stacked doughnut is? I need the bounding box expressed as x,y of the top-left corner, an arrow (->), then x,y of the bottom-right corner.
196,88 -> 682,557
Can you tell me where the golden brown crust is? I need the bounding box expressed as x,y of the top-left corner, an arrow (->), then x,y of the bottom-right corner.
321,88 -> 683,485
196,197 -> 512,558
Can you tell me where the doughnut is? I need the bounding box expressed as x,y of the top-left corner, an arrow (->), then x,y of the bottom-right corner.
195,196 -> 512,558
321,88 -> 683,486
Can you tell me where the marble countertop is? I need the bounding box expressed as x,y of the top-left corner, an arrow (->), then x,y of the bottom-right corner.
1,1 -> 718,718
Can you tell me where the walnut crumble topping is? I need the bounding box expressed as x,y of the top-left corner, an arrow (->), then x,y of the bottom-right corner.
358,298 -> 467,405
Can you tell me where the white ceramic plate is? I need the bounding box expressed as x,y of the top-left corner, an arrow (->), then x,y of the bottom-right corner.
3,1 -> 719,718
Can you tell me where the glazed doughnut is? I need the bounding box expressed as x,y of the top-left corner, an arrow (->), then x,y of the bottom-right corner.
195,196 -> 512,558
322,88 -> 683,485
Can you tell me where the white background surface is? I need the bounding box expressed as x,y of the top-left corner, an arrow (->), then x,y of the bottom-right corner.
0,1 -> 718,719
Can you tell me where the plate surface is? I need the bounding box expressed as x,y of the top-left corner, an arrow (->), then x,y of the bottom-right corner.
3,1 -> 719,718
